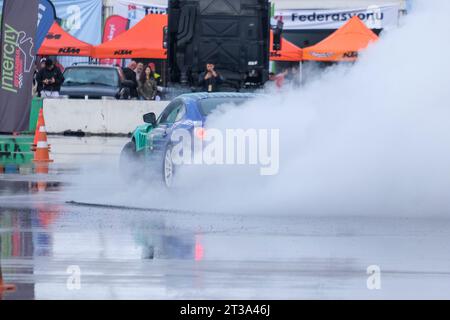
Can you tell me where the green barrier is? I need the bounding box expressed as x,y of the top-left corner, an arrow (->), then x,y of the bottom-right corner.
0,100 -> 39,167
29,97 -> 44,133
0,135 -> 34,166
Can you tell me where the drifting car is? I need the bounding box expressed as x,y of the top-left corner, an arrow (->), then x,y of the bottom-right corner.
120,92 -> 259,187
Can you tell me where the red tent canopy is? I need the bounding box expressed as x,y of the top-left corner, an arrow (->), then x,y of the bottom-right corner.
93,14 -> 167,59
38,23 -> 93,56
270,31 -> 303,62
303,16 -> 379,62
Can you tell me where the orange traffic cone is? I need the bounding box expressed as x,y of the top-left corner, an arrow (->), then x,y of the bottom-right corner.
32,109 -> 45,150
33,119 -> 53,175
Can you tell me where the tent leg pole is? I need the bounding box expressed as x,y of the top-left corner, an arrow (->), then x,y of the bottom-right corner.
299,61 -> 303,87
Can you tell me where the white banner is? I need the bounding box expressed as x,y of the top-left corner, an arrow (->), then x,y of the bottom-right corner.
113,0 -> 167,27
53,0 -> 103,45
275,4 -> 401,30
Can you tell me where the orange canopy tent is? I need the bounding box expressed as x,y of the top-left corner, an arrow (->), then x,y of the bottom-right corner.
303,16 -> 379,62
270,31 -> 303,62
93,14 -> 167,59
38,22 -> 93,56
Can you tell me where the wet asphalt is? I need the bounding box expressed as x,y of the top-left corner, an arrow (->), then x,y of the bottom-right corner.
1,136 -> 450,299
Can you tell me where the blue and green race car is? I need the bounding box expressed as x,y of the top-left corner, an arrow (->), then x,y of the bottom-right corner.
120,92 -> 259,187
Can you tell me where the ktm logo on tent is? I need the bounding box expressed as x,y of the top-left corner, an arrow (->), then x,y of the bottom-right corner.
59,47 -> 81,54
343,51 -> 358,58
114,50 -> 133,55
46,33 -> 62,40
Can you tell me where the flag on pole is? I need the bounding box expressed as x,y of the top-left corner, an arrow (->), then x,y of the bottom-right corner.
36,0 -> 57,51
0,0 -> 40,133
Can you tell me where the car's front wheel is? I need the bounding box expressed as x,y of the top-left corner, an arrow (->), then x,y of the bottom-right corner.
163,145 -> 175,188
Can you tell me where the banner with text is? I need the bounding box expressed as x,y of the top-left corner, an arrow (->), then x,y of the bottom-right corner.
0,0 -> 39,133
52,0 -> 102,45
1,0 -> 102,44
275,4 -> 401,30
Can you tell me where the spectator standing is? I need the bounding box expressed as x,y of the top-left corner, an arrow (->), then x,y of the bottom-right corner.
198,62 -> 223,92
122,61 -> 139,98
148,62 -> 161,84
138,66 -> 158,100
33,58 -> 47,96
135,62 -> 144,83
39,58 -> 47,71
36,58 -> 64,98
116,66 -> 130,100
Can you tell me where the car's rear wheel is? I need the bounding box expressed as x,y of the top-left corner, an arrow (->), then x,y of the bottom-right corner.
120,141 -> 142,180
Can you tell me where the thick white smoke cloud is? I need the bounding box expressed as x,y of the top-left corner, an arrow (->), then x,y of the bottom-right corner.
70,1 -> 450,217
172,0 -> 450,216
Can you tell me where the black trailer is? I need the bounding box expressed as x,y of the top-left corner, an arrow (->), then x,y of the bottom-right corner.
167,0 -> 270,91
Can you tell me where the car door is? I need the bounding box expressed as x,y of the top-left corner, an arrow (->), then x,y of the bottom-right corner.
148,99 -> 186,156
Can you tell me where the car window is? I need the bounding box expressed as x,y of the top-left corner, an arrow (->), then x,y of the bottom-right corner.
175,106 -> 186,122
158,100 -> 185,125
158,103 -> 176,124
166,105 -> 184,124
63,67 -> 120,87
198,97 -> 251,116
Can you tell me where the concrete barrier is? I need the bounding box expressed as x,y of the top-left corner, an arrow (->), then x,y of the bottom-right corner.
44,99 -> 169,135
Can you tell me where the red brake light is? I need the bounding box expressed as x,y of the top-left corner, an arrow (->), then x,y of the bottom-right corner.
195,127 -> 207,140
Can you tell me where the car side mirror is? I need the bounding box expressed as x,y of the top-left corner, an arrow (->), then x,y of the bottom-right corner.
143,112 -> 157,126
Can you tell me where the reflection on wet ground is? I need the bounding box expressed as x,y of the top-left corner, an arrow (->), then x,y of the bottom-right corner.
0,180 -> 62,194
2,137 -> 450,299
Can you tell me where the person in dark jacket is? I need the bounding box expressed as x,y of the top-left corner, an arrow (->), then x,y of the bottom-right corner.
198,63 -> 224,92
122,61 -> 139,99
36,58 -> 64,98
